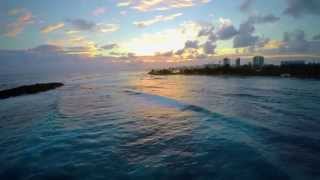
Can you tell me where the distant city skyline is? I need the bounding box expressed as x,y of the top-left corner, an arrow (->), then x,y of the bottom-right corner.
1,0 -> 320,62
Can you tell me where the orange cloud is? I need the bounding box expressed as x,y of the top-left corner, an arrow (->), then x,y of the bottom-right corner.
41,23 -> 65,33
133,13 -> 182,27
5,10 -> 34,37
119,0 -> 210,12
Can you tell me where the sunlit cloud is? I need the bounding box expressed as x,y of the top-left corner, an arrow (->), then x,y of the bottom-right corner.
97,23 -> 119,33
47,35 -> 121,57
4,9 -> 34,37
1,0 -> 319,62
65,30 -> 80,35
117,1 -> 132,7
118,0 -> 210,12
41,23 -> 65,33
133,13 -> 182,27
263,40 -> 284,49
122,21 -> 202,55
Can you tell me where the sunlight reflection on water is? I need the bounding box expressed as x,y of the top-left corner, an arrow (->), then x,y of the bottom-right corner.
0,72 -> 320,179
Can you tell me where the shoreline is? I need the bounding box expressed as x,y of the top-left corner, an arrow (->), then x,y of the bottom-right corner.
149,64 -> 320,79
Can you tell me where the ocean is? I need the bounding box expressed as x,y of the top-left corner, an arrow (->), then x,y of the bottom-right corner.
0,71 -> 320,180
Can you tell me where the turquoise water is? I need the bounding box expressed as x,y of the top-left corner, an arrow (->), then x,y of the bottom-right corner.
0,72 -> 320,180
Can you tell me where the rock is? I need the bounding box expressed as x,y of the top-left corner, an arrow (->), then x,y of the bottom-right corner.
0,82 -> 64,99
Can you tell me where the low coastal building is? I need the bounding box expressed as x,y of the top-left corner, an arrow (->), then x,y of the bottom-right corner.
281,60 -> 306,66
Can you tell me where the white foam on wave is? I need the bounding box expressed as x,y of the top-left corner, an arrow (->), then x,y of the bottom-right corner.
123,89 -> 213,114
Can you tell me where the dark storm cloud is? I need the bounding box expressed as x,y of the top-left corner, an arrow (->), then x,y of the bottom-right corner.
284,0 -> 320,18
247,14 -> 280,24
240,0 -> 255,12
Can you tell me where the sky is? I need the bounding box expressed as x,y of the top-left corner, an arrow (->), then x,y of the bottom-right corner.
0,0 -> 320,63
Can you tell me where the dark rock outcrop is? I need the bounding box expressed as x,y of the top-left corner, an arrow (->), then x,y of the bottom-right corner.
0,82 -> 64,99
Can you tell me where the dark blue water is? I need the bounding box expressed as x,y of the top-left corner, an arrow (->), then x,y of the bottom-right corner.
1,72 -> 320,180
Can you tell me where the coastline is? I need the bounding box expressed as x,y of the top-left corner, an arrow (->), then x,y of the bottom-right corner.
149,64 -> 320,79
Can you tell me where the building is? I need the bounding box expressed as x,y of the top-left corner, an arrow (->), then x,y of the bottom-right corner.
235,58 -> 241,67
253,56 -> 264,67
281,60 -> 305,66
223,58 -> 231,67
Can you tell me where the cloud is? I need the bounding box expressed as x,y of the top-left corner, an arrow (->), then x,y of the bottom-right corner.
63,46 -> 95,55
216,18 -> 238,40
47,35 -> 100,56
202,41 -> 216,54
184,40 -> 199,48
128,13 -> 279,57
65,30 -> 80,35
233,21 -> 259,48
8,8 -> 26,16
30,44 -> 63,53
66,19 -> 96,31
4,9 -> 33,37
117,1 -> 132,7
123,21 -> 202,55
97,23 -> 119,33
119,0 -> 210,12
109,51 -> 136,58
49,36 -> 88,47
244,29 -> 320,55
66,19 -> 119,33
175,49 -> 185,55
198,24 -> 214,37
41,23 -> 65,33
133,13 -> 182,27
156,50 -> 174,56
101,43 -> 119,50
240,0 -> 255,12
247,14 -> 280,24
92,7 -> 106,16
280,30 -> 309,52
233,14 -> 279,48
313,34 -> 320,40
0,45 -> 137,75
175,22 -> 218,57
284,0 -> 320,18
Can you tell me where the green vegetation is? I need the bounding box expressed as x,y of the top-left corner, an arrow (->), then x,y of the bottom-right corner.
149,64 -> 320,78
0,82 -> 64,99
